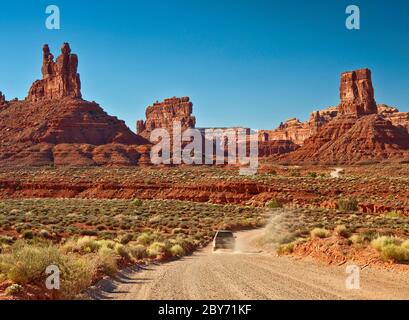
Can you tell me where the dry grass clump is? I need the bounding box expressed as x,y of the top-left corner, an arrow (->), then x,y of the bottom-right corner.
310,228 -> 331,239
0,241 -> 96,298
371,236 -> 409,263
334,225 -> 350,238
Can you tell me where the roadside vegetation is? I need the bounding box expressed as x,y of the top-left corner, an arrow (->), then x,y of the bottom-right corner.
262,208 -> 409,265
0,198 -> 265,299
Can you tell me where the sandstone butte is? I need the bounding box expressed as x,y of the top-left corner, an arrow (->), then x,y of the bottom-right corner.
278,68 -> 409,164
0,43 -> 151,167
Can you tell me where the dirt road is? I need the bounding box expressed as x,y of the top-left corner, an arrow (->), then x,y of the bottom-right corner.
91,228 -> 409,300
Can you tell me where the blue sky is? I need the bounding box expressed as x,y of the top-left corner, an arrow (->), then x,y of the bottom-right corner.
0,0 -> 408,131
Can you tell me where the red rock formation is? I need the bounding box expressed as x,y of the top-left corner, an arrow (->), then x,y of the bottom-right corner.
0,43 -> 150,167
282,114 -> 409,164
0,91 -> 6,106
338,68 -> 377,115
280,69 -> 409,164
259,106 -> 338,146
27,43 -> 82,102
378,104 -> 409,133
258,140 -> 299,157
137,97 -> 196,139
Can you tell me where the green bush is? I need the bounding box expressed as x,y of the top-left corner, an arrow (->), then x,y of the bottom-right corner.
170,244 -> 185,257
265,199 -> 283,209
137,232 -> 156,245
379,245 -> 409,263
371,236 -> 400,251
22,230 -> 34,240
146,242 -> 168,258
337,198 -> 358,212
277,242 -> 296,255
133,199 -> 143,207
277,239 -> 305,255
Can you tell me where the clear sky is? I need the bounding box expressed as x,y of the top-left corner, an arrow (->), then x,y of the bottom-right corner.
0,0 -> 408,131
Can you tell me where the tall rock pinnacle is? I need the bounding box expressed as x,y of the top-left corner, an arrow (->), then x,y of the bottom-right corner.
338,68 -> 377,115
27,43 -> 82,102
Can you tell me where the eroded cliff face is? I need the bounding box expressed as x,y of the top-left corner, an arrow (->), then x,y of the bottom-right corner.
378,104 -> 409,133
136,97 -> 196,139
338,68 -> 377,115
259,107 -> 338,146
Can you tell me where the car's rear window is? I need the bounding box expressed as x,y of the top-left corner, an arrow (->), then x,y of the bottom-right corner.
217,231 -> 233,238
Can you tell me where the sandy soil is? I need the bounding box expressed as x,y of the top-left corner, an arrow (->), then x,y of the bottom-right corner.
90,228 -> 409,300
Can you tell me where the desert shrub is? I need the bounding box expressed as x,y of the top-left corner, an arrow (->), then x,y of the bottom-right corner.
379,245 -> 409,263
0,243 -> 63,285
137,232 -> 158,245
349,234 -> 364,245
5,284 -> 23,296
277,239 -> 305,255
59,255 -> 96,299
114,244 -> 131,260
97,247 -> 118,277
277,242 -> 296,255
310,228 -> 331,239
266,199 -> 283,209
22,230 -> 34,240
118,233 -> 133,245
383,211 -> 404,219
146,242 -> 168,258
129,244 -> 147,260
96,239 -> 116,250
337,198 -> 358,212
371,236 -> 401,251
334,225 -> 349,238
75,236 -> 101,253
38,230 -> 51,239
308,172 -> 317,178
80,230 -> 98,236
133,199 -> 143,207
170,244 -> 185,257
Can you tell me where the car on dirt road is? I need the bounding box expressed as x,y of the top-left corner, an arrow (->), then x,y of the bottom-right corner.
213,230 -> 236,251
